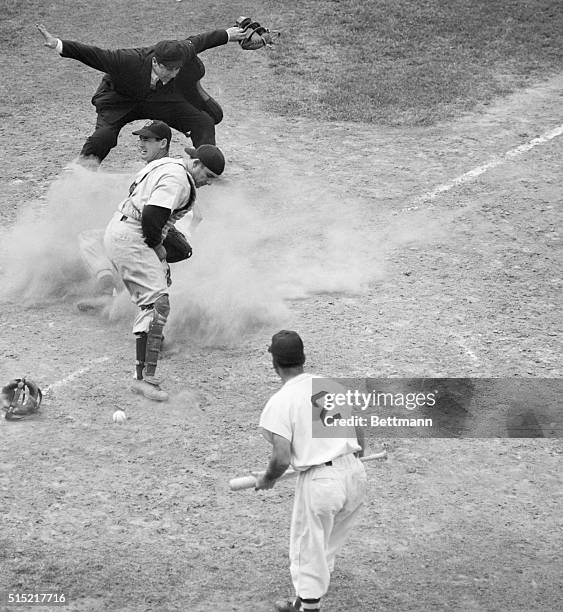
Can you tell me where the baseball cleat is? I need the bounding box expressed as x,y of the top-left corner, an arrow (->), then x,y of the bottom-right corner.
76,296 -> 111,312
130,379 -> 169,402
93,273 -> 116,296
77,300 -> 98,312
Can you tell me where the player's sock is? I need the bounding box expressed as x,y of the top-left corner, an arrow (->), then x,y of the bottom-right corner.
300,597 -> 320,611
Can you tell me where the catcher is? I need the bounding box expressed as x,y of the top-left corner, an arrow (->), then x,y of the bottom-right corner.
103,120 -> 223,401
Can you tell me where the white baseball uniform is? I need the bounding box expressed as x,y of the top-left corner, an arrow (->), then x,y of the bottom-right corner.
103,156 -> 195,333
78,205 -> 202,284
78,228 -> 115,283
259,373 -> 367,600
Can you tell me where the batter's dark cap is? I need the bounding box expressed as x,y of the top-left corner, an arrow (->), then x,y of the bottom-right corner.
132,120 -> 172,142
268,330 -> 305,366
153,40 -> 191,67
184,144 -> 225,176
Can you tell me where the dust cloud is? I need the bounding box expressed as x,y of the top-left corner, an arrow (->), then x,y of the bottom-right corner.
0,163 -> 445,345
0,163 -> 128,303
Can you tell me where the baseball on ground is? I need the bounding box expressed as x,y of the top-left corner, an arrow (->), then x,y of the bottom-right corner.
112,409 -> 127,424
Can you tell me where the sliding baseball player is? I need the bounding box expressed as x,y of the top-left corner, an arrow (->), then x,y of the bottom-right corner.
77,205 -> 202,309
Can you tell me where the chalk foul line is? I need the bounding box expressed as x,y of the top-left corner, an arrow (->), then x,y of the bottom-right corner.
43,357 -> 110,394
402,123 -> 563,211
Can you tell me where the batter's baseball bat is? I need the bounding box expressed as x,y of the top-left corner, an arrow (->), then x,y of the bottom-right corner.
229,450 -> 387,491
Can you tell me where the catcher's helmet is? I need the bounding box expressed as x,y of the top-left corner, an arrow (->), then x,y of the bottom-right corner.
1,378 -> 42,420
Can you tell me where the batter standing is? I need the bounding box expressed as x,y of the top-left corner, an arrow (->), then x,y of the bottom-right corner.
255,331 -> 367,612
104,120 -> 224,401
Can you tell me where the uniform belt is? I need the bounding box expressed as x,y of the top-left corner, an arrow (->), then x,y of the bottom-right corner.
322,453 -> 357,466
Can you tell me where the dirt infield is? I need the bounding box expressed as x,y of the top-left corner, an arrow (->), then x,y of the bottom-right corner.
1,4 -> 562,612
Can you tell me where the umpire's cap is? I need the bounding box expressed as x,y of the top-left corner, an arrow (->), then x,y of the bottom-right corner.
153,40 -> 193,67
268,330 -> 305,366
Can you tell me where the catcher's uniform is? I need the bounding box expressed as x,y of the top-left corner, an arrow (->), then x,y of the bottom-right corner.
104,156 -> 195,334
78,205 -> 201,286
259,373 -> 367,601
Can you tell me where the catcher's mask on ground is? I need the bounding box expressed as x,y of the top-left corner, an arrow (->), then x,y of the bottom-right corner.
1,378 -> 43,420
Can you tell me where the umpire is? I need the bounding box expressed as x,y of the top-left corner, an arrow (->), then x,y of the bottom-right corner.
37,23 -> 245,164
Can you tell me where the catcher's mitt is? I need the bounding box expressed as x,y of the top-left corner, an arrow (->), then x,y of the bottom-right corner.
236,16 -> 279,50
163,225 -> 192,263
1,378 -> 42,420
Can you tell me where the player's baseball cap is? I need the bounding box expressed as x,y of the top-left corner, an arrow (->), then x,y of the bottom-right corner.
132,120 -> 172,142
184,144 -> 225,176
153,40 -> 192,67
268,330 -> 305,366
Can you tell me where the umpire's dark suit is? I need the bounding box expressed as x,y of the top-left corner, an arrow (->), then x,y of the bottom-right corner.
61,30 -> 229,162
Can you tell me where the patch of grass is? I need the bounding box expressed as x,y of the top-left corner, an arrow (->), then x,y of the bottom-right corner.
3,0 -> 562,128
264,0 -> 563,124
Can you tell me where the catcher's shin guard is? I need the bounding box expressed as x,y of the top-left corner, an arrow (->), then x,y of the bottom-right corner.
135,333 -> 148,379
2,378 -> 42,420
144,295 -> 170,378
